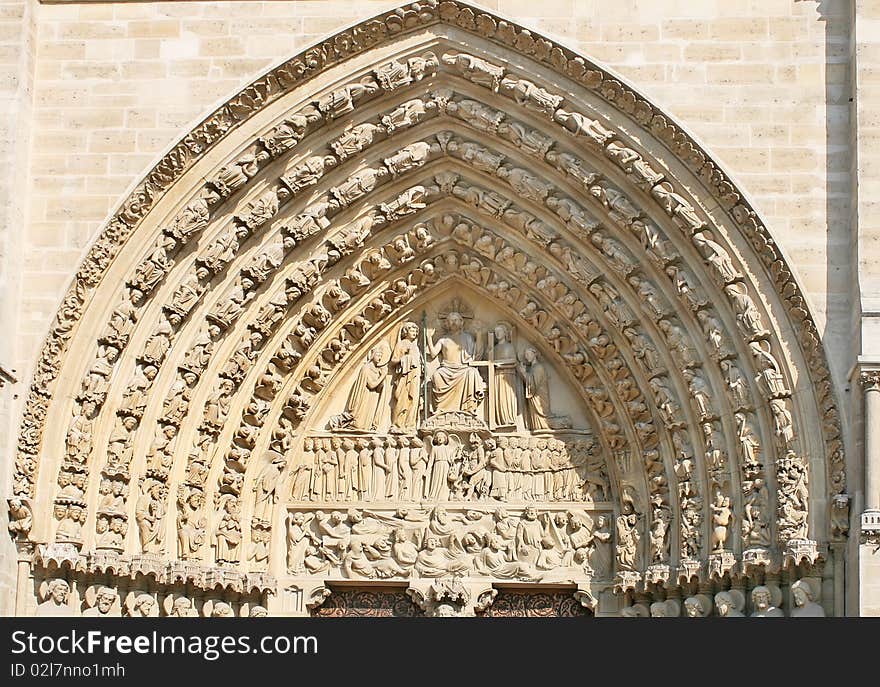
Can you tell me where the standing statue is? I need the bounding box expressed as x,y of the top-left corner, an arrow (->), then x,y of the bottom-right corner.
518,347 -> 569,430
390,322 -> 422,432
425,310 -> 486,414
331,342 -> 391,431
615,511 -> 641,572
427,431 -> 460,501
492,322 -> 518,427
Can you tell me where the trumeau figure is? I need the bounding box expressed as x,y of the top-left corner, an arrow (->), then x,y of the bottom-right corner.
425,309 -> 486,415
36,579 -> 72,617
790,580 -> 826,617
390,322 -> 422,433
750,586 -> 784,617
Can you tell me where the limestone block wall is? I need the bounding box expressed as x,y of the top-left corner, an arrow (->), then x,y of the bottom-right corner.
0,0 -> 861,613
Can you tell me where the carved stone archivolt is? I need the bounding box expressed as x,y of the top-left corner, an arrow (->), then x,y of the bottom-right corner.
8,2 -> 843,616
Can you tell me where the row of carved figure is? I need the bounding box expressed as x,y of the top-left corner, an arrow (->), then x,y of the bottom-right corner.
33,578 -> 267,618
286,506 -> 614,582
329,312 -> 573,433
291,433 -> 603,504
622,581 -> 825,617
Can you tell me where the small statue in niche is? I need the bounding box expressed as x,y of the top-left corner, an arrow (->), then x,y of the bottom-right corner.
329,342 -> 391,432
710,491 -> 733,551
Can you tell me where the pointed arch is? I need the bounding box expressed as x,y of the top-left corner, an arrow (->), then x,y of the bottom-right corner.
9,2 -> 843,616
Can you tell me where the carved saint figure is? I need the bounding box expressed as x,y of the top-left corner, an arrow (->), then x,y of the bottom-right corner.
36,579 -> 72,617
425,311 -> 486,414
517,347 -> 554,431
492,322 -> 518,427
335,343 -> 391,431
390,322 -> 421,432
714,590 -> 745,617
750,585 -> 783,617
428,431 -> 459,501
83,586 -> 118,617
790,580 -> 826,617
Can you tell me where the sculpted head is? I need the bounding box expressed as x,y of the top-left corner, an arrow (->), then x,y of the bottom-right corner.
47,579 -> 70,604
172,597 -> 192,616
714,591 -> 734,616
212,602 -> 233,618
134,594 -> 155,617
249,605 -> 268,617
791,580 -> 813,607
401,321 -> 419,341
751,585 -> 771,610
523,347 -> 538,364
434,431 -> 448,446
445,312 -> 464,332
96,586 -> 117,614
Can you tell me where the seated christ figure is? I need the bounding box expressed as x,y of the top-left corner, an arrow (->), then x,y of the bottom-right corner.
426,311 -> 486,415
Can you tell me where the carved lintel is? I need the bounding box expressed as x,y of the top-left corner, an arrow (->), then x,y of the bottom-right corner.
676,558 -> 702,585
706,550 -> 737,581
644,563 -> 670,587
573,582 -> 598,611
613,570 -> 641,594
783,538 -> 820,569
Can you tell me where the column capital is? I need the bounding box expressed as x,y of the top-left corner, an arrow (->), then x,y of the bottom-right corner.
859,369 -> 880,391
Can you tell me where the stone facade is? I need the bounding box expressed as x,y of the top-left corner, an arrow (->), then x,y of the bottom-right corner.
0,0 -> 877,617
